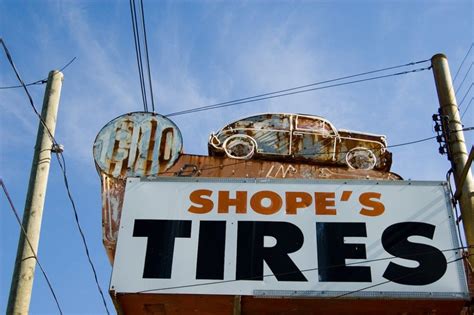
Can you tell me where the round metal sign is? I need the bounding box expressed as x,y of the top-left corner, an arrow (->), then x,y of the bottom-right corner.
93,112 -> 183,178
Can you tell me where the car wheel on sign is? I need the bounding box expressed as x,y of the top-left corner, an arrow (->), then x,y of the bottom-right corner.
223,134 -> 257,160
345,147 -> 377,170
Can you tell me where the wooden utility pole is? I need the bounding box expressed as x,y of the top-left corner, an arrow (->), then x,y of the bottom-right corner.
7,70 -> 63,314
431,54 -> 474,267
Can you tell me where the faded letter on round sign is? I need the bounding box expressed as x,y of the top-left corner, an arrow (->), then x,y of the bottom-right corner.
93,112 -> 183,178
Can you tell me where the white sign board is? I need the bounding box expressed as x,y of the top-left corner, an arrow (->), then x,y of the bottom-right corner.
110,178 -> 468,299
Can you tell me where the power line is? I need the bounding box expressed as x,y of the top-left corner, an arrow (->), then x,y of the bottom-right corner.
165,64 -> 432,117
458,83 -> 473,108
129,0 -> 156,112
0,38 -> 55,137
0,79 -> 46,90
455,62 -> 472,96
139,0 -> 155,112
157,127 -> 474,176
332,254 -> 472,299
130,0 -> 148,112
164,58 -> 430,117
295,127 -> 474,151
461,97 -> 473,119
387,135 -> 438,148
59,56 -> 77,72
160,159 -> 249,176
453,43 -> 473,83
385,127 -> 474,149
53,153 -> 110,315
445,168 -> 466,250
0,38 -> 111,315
0,57 -> 76,90
134,245 -> 470,294
1,179 -> 63,315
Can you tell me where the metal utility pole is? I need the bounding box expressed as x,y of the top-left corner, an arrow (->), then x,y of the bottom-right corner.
431,54 -> 474,267
7,70 -> 63,314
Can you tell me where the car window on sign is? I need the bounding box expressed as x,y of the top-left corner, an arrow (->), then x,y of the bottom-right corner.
297,116 -> 334,135
239,115 -> 291,131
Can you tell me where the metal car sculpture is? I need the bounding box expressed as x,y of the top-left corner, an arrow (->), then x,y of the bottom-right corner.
208,113 -> 392,171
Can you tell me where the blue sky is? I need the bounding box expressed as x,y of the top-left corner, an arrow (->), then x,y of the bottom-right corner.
1,0 -> 472,314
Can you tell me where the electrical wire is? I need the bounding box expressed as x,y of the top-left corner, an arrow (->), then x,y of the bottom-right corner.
454,44 -> 473,117
0,79 -> 46,90
0,38 -> 55,139
159,159 -> 249,176
163,58 -> 430,117
461,97 -> 473,119
0,38 -> 111,315
130,0 -> 148,112
139,0 -> 155,112
296,126 -> 474,153
385,127 -> 474,149
387,135 -> 439,148
458,83 -> 473,108
134,245 -> 471,294
453,43 -> 473,83
0,57 -> 76,90
129,0 -> 156,112
1,179 -> 63,315
156,127 -> 474,176
53,152 -> 110,315
332,254 -> 472,299
455,62 -> 472,96
164,64 -> 432,117
59,56 -> 77,72
446,169 -> 466,250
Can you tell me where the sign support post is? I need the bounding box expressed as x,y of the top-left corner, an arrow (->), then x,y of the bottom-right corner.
431,53 -> 474,267
7,70 -> 63,314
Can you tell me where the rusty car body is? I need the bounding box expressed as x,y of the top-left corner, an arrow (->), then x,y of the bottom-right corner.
208,113 -> 392,171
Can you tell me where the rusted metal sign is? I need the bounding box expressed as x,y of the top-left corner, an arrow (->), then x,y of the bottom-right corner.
92,112 -> 473,315
208,113 -> 392,171
94,112 -> 401,263
93,112 -> 183,178
100,155 -> 402,263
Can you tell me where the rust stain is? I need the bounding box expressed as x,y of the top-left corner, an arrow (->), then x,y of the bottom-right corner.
159,127 -> 174,170
94,112 -> 183,179
132,127 -> 142,172
145,120 -> 157,176
209,113 -> 392,171
101,173 -> 126,263
113,291 -> 467,315
109,139 -> 120,176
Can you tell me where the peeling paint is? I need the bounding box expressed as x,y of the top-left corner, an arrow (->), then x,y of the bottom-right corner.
208,113 -> 391,171
93,112 -> 183,178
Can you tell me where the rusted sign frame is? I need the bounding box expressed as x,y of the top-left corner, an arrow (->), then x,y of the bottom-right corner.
93,112 -> 183,179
